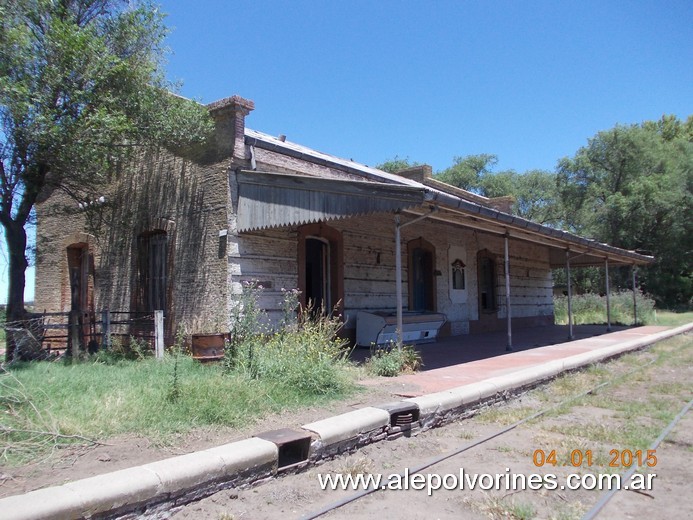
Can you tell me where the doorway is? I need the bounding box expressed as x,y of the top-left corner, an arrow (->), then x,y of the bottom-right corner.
297,223 -> 344,316
305,237 -> 330,312
408,238 -> 436,311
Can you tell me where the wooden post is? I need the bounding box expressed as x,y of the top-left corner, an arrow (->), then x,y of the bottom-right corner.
68,310 -> 82,359
605,258 -> 611,332
504,234 -> 512,351
395,215 -> 403,350
102,309 -> 111,349
154,310 -> 164,360
566,251 -> 573,340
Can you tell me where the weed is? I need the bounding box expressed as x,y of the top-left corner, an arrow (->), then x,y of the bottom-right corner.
93,335 -> 152,364
1,354 -> 355,465
225,286 -> 355,396
469,494 -> 537,520
366,344 -> 422,377
167,327 -> 187,403
338,455 -> 374,476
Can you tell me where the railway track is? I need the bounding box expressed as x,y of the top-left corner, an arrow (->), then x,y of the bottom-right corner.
300,351 -> 691,519
172,333 -> 692,520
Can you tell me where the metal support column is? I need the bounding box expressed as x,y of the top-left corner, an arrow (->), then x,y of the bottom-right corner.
566,250 -> 573,340
395,215 -> 403,350
394,208 -> 437,350
605,258 -> 611,332
632,265 -> 638,326
504,234 -> 512,351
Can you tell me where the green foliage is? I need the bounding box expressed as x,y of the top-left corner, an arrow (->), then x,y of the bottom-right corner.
553,290 -> 655,326
423,115 -> 692,308
0,346 -> 356,465
649,310 -> 693,327
366,344 -> 422,377
435,156 -> 563,226
436,153 -> 499,193
225,284 -> 355,396
0,0 -> 213,332
557,116 -> 693,307
376,156 -> 420,173
166,327 -> 188,403
92,335 -> 152,364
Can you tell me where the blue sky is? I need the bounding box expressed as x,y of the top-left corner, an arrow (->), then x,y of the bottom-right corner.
162,0 -> 691,173
4,0 -> 692,303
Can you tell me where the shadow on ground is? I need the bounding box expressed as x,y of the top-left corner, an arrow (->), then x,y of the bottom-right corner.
350,324 -> 631,370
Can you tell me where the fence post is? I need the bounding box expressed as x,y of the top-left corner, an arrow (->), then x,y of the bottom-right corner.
68,310 -> 82,358
154,310 -> 164,360
102,309 -> 111,350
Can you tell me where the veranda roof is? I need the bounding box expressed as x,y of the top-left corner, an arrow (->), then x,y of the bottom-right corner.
240,129 -> 654,268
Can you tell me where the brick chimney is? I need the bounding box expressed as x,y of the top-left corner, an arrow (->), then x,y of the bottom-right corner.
395,164 -> 433,182
207,95 -> 255,159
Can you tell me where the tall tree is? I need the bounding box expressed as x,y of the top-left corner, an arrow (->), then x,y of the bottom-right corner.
435,153 -> 498,193
0,0 -> 212,358
376,156 -> 419,174
435,155 -> 563,227
557,116 -> 693,306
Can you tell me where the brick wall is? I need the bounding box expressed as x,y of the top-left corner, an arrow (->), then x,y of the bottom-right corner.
225,211 -> 554,337
35,148 -> 230,335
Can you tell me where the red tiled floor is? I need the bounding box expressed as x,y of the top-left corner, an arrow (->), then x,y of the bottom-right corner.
358,324 -> 673,397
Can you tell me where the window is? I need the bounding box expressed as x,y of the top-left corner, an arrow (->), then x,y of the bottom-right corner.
451,259 -> 466,290
137,231 -> 168,313
408,238 -> 436,311
477,250 -> 497,312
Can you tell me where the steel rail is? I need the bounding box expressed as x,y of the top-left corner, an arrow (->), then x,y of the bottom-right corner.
581,397 -> 693,520
300,354 -> 665,520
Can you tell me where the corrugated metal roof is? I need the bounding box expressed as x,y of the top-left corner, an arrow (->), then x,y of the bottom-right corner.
245,129 -> 426,188
242,129 -> 653,266
236,170 -> 426,232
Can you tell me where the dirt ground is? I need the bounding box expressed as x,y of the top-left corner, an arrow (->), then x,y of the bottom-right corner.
1,336 -> 690,520
169,337 -> 691,520
0,384 -> 396,499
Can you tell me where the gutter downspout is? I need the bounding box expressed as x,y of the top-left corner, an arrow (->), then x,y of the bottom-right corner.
395,207 -> 437,350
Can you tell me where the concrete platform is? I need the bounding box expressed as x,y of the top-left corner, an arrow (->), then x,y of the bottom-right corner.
1,323 -> 690,519
358,324 -> 671,396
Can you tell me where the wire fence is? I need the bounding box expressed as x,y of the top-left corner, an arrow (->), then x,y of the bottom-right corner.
1,310 -> 163,360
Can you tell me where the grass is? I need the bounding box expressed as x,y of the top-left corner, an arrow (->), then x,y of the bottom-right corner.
468,495 -> 537,520
650,309 -> 693,327
365,344 -> 422,377
553,291 -> 693,327
1,288 -> 362,466
0,354 -> 357,466
554,290 -> 656,325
